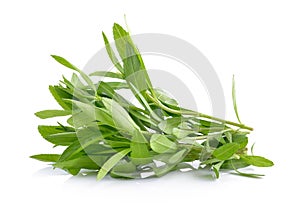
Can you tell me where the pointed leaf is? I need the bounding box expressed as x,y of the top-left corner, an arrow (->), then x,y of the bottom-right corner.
97,148 -> 131,180
150,134 -> 177,154
241,155 -> 274,167
102,97 -> 139,133
51,55 -> 96,93
30,154 -> 60,162
213,143 -> 240,160
232,75 -> 242,124
102,32 -> 123,73
90,71 -> 123,79
35,110 -> 71,119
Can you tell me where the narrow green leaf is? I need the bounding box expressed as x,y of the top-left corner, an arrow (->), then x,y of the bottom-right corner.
102,32 -> 124,73
45,132 -> 78,146
154,88 -> 179,107
110,160 -> 138,179
102,97 -> 139,134
221,159 -> 249,169
51,55 -> 96,93
150,134 -> 177,154
30,154 -> 60,162
168,149 -> 187,164
97,148 -> 131,180
232,75 -> 242,124
113,23 -> 130,60
225,132 -> 232,143
229,160 -> 264,178
213,143 -> 240,160
130,130 -> 150,162
70,99 -> 114,127
49,85 -> 72,110
232,133 -> 248,149
241,155 -> 274,167
90,71 -> 123,79
35,110 -> 71,119
38,125 -> 74,138
54,155 -> 108,170
212,161 -> 224,179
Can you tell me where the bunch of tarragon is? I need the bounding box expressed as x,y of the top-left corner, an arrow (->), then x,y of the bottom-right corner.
31,23 -> 273,180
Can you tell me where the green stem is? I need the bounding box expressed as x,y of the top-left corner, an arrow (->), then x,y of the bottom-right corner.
147,93 -> 253,131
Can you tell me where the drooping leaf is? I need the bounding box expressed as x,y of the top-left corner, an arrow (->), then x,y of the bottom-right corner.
212,161 -> 224,179
97,148 -> 131,180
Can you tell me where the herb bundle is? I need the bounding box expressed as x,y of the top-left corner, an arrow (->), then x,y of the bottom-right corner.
31,23 -> 273,180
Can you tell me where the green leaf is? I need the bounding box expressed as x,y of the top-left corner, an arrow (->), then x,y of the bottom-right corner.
97,148 -> 131,180
70,100 -> 114,127
38,125 -> 74,138
158,117 -> 183,134
54,155 -> 108,170
229,160 -> 264,178
49,85 -> 72,110
241,155 -> 274,167
150,134 -> 177,154
35,110 -> 71,119
130,130 -> 150,163
38,125 -> 77,146
113,23 -> 130,60
45,132 -> 78,146
102,32 -> 124,73
110,160 -> 138,179
212,161 -> 224,179
221,159 -> 249,169
90,71 -> 123,79
105,82 -> 129,89
154,88 -> 179,107
102,97 -> 139,134
123,42 -> 149,92
232,75 -> 242,124
30,154 -> 60,162
172,128 -> 194,138
232,133 -> 248,149
51,55 -> 96,93
213,143 -> 240,160
225,132 -> 232,143
168,149 -> 187,164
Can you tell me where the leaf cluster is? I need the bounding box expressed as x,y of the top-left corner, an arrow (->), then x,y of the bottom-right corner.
31,23 -> 273,180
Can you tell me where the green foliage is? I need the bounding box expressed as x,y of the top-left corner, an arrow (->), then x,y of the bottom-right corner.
32,22 -> 273,181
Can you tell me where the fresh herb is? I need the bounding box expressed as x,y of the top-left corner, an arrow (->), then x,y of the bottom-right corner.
31,22 -> 273,180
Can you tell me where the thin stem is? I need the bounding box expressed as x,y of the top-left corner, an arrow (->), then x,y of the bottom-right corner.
147,93 -> 253,131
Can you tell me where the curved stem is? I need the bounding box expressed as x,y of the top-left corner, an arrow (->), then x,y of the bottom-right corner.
147,93 -> 253,131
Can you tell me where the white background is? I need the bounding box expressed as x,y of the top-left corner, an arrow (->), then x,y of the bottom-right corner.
1,0 -> 299,208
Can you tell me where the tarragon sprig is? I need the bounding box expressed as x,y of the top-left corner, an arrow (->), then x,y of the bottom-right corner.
31,22 -> 273,181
